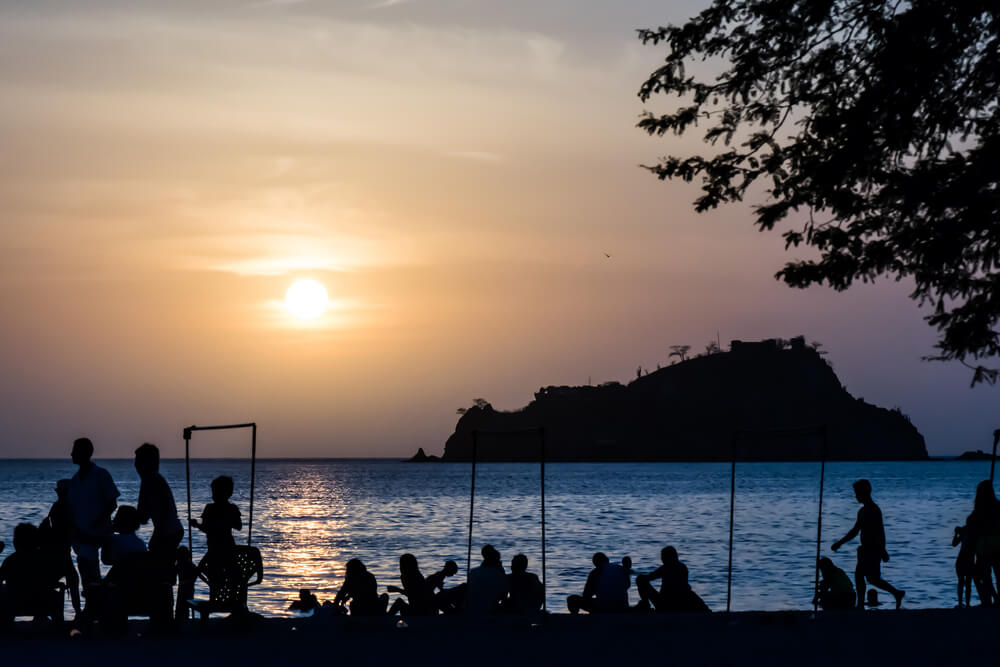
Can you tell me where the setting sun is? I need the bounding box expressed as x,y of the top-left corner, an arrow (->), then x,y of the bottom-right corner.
285,279 -> 329,320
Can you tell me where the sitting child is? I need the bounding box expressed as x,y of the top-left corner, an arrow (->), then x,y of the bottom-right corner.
954,525 -> 975,607
814,557 -> 855,610
0,524 -> 45,621
289,588 -> 322,613
104,505 -> 147,568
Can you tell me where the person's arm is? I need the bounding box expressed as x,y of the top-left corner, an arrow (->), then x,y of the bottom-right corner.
832,515 -> 861,550
582,569 -> 599,600
233,505 -> 243,531
638,565 -> 664,584
101,470 -> 120,528
136,482 -> 151,525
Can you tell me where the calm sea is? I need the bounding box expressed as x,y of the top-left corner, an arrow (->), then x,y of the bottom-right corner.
0,459 -> 989,615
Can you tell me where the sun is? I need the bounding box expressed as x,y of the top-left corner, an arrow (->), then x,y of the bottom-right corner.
285,279 -> 329,320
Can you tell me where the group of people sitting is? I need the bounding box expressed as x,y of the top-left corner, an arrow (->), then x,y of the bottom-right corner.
0,438 -> 244,630
293,545 -> 546,617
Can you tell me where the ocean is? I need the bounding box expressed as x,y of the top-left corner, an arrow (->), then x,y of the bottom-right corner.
0,459 -> 989,615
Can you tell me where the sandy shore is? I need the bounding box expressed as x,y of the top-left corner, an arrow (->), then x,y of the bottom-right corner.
1,609 -> 990,666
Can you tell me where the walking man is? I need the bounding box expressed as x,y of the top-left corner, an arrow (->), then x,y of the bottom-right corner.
832,479 -> 905,609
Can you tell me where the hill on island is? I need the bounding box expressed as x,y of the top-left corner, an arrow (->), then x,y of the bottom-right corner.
435,337 -> 927,462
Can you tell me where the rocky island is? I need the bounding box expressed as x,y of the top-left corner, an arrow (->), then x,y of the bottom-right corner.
429,337 -> 927,462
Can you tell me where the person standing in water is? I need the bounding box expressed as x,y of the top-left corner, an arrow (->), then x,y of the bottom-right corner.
832,479 -> 905,609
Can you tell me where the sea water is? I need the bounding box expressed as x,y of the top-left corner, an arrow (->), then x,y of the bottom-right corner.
0,459 -> 987,615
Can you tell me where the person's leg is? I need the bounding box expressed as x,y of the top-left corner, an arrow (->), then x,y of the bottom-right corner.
568,595 -> 596,614
636,578 -> 664,612
854,564 -> 866,609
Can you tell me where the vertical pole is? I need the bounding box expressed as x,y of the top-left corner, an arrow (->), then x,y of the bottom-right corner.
467,430 -> 478,581
540,427 -> 547,612
727,446 -> 736,614
991,430 -> 998,485
815,427 -> 828,615
248,423 -> 257,546
185,430 -> 193,552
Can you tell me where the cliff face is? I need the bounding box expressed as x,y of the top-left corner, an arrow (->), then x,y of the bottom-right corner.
442,340 -> 928,462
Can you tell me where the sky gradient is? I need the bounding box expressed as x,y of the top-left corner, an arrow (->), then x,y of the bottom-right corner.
0,0 -> 994,458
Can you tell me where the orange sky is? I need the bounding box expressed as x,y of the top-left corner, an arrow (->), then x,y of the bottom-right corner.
0,1 -> 994,457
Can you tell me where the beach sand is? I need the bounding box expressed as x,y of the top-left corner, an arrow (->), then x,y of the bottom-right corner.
0,609 -> 987,666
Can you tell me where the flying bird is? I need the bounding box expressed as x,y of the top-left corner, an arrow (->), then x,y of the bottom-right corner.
604,253 -> 611,258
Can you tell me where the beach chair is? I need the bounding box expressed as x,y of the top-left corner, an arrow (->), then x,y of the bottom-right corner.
188,545 -> 263,621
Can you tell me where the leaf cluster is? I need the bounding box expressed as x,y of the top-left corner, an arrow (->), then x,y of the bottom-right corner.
638,1 -> 1000,383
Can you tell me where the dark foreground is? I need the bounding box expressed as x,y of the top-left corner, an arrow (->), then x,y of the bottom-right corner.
2,609 -> 991,666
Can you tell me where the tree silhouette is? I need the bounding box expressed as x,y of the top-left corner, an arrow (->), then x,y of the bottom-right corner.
669,345 -> 692,362
457,398 -> 491,415
705,341 -> 721,355
638,2 -> 1000,384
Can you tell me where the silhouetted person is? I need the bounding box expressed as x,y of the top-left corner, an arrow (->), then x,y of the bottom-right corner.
68,437 -> 120,594
190,475 -> 242,586
388,553 -> 437,616
635,546 -> 710,613
966,480 -> 1000,605
814,557 -> 855,610
104,505 -> 147,569
832,479 -> 905,609
39,479 -> 82,617
135,443 -> 183,562
567,552 -> 629,614
427,560 -> 462,613
953,525 -> 975,607
175,546 -> 197,622
289,588 -> 322,613
465,545 -> 508,614
0,523 -> 45,622
503,553 -> 544,615
333,558 -> 388,616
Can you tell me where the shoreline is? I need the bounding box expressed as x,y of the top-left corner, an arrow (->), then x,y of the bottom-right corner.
3,609 -> 996,666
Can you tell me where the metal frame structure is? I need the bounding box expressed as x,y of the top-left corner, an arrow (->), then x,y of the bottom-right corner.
183,422 -> 258,551
466,427 -> 547,611
727,425 -> 828,614
990,429 -> 1000,484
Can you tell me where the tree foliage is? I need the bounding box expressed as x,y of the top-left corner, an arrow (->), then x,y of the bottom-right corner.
637,1 -> 1000,384
669,344 -> 692,362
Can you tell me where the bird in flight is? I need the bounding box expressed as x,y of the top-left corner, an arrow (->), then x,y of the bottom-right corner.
604,253 -> 611,258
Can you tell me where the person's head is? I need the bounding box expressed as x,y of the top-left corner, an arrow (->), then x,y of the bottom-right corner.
661,546 -> 679,564
113,505 -> 140,534
211,475 -> 235,503
134,443 -> 160,477
345,558 -> 366,579
399,553 -> 419,575
443,560 -> 458,577
592,552 -> 609,568
481,544 -> 500,564
299,588 -> 312,601
55,479 -> 70,500
975,480 -> 997,513
818,556 -> 834,576
853,479 -> 872,503
622,556 -> 632,569
511,553 -> 528,573
71,437 -> 94,466
12,523 -> 39,552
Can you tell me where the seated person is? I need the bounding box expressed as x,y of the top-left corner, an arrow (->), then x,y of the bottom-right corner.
0,523 -> 49,621
428,560 -> 463,614
503,553 -> 544,615
814,557 -> 855,610
465,545 -> 508,615
289,588 -> 322,613
333,559 -> 388,616
103,505 -> 147,569
567,552 -> 629,614
636,546 -> 709,613
388,553 -> 437,616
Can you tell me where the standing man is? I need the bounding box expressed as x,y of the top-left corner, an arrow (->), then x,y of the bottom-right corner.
832,479 -> 905,609
68,437 -> 120,594
135,443 -> 183,562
